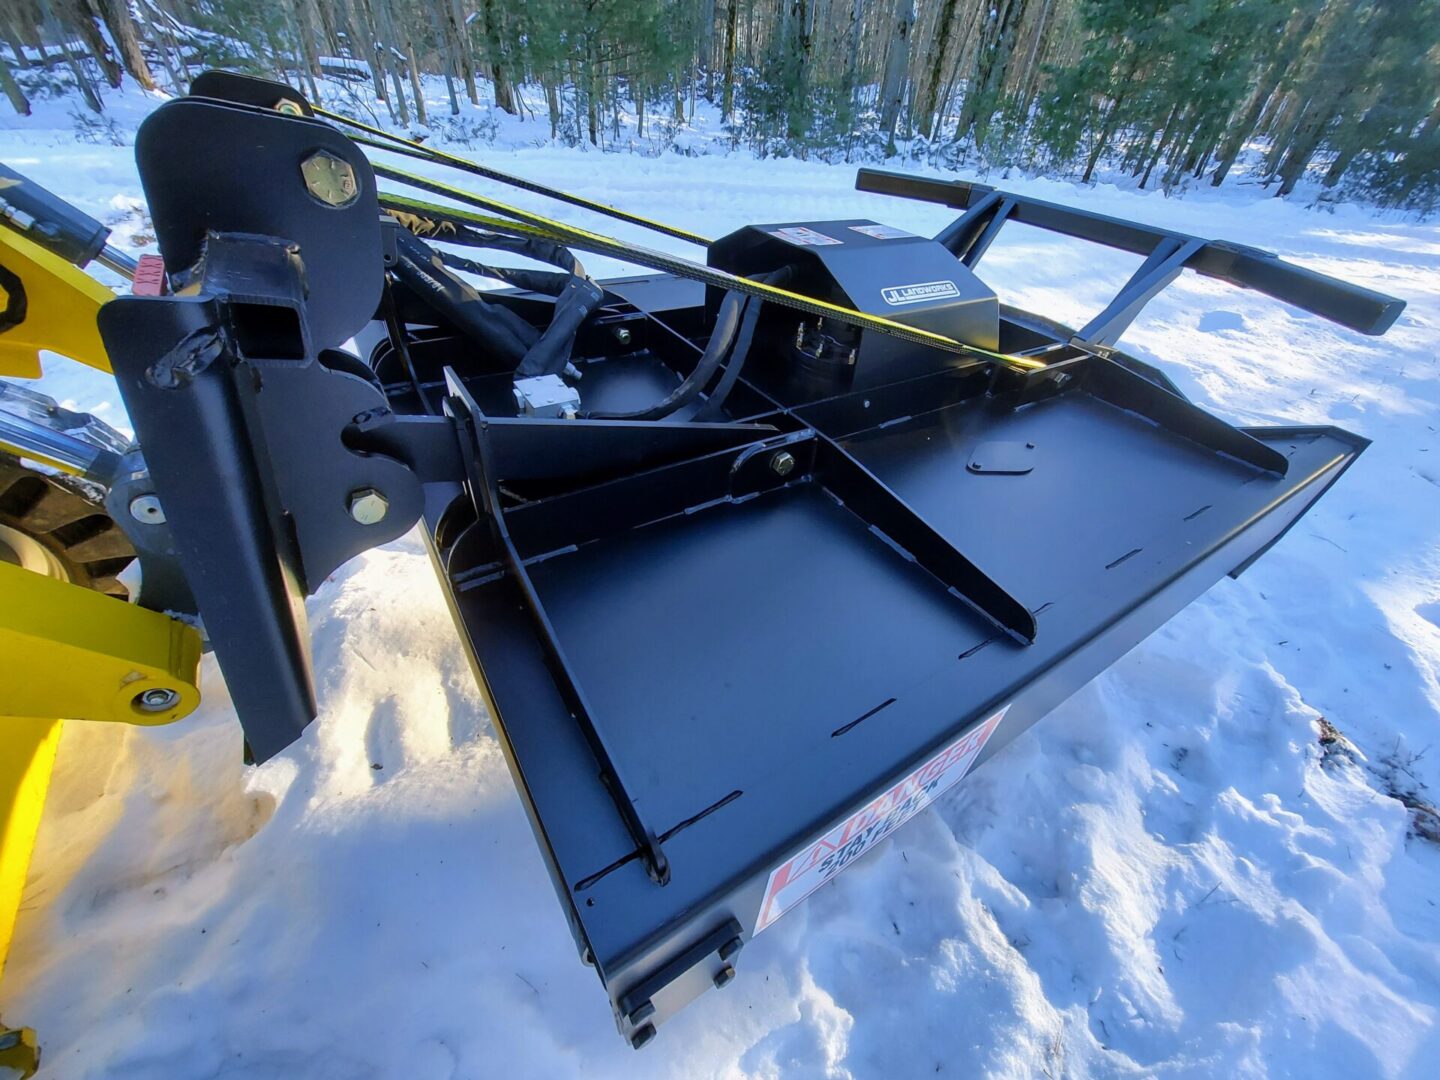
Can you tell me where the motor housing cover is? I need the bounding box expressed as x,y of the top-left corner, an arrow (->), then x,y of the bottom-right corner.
708,219 -> 998,399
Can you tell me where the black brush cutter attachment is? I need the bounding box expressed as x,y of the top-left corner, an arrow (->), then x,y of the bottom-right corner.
95,74 -> 1403,1047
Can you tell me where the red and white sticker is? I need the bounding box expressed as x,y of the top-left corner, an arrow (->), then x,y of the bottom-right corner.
769,226 -> 843,247
754,704 -> 1009,933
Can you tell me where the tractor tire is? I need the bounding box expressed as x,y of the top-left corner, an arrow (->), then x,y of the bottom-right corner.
0,454 -> 134,597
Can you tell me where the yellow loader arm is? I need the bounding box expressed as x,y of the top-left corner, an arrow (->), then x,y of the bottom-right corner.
1,170 -> 199,1078
0,567 -> 202,1076
0,225 -> 114,378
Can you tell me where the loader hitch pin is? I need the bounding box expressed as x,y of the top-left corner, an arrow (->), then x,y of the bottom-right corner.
128,494 -> 165,524
133,687 -> 180,713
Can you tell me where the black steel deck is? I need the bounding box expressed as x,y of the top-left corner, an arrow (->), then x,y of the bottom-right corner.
384,280 -> 1365,1044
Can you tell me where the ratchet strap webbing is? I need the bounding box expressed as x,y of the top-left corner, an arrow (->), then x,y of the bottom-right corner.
373,163 -> 1044,370
315,106 -> 710,247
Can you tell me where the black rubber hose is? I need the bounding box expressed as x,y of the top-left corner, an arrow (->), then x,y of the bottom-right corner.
438,250 -> 573,295
585,289 -> 746,421
693,267 -> 791,421
392,225 -> 602,377
517,271 -> 605,378
692,295 -> 759,422
442,237 -> 604,378
392,230 -> 538,366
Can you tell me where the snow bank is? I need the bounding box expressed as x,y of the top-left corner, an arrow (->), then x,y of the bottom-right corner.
2,85 -> 1438,1079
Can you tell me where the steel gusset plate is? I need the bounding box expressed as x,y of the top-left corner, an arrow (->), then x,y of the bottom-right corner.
134,96 -> 383,352
101,295 -> 424,761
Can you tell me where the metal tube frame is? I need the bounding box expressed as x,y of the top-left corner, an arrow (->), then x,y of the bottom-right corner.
857,167 -> 1406,343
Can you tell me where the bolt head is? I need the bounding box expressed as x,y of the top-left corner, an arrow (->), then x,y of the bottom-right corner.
769,451 -> 796,477
348,487 -> 389,525
134,687 -> 180,713
301,149 -> 360,208
128,494 -> 166,524
613,326 -> 633,346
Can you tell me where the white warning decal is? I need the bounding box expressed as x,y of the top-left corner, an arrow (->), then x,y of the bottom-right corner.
881,280 -> 962,306
754,704 -> 1010,934
769,226 -> 843,247
849,223 -> 914,240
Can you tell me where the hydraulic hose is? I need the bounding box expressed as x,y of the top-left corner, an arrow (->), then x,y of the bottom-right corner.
586,290 -> 746,421
392,225 -> 603,377
391,229 -> 538,367
695,267 -> 792,421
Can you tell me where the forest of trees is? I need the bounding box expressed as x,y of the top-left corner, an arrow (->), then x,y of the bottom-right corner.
1,1 -> 1437,212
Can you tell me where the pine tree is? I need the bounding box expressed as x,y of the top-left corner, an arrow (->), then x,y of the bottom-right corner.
0,0 -> 1432,209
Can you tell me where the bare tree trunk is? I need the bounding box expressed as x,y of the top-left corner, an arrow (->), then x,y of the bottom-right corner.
344,0 -> 390,111
1015,0 -> 1053,113
42,0 -> 104,110
406,42 -> 427,125
440,59 -> 458,115
0,56 -> 30,116
449,0 -> 479,105
96,0 -> 153,89
425,2 -> 460,115
297,0 -> 324,77
699,0 -> 716,101
287,3 -> 320,101
785,0 -> 812,141
1274,109 -> 1328,196
53,0 -> 121,88
368,0 -> 409,124
482,0 -> 516,114
315,0 -> 342,55
914,0 -> 958,140
878,0 -> 916,153
1321,129 -> 1363,188
384,55 -> 408,123
544,79 -> 560,138
2,13 -> 30,70
1081,98 -> 1123,182
582,52 -> 598,144
141,0 -> 186,92
960,0 -> 1026,145
13,10 -> 44,59
1138,102 -> 1182,188
1210,80 -> 1274,187
938,0 -> 987,139
721,0 -> 737,122
843,0 -> 863,107
1211,7 -> 1317,187
1272,77 -> 1352,197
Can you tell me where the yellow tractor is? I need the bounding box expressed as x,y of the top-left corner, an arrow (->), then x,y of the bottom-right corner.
0,168 -> 203,1078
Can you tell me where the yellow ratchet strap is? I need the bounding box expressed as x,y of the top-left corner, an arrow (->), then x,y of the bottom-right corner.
373,168 -> 1044,372
315,106 -> 711,247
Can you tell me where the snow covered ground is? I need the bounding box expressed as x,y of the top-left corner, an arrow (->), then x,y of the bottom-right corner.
2,82 -> 1439,1079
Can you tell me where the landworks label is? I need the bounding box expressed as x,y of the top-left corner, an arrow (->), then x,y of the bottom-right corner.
754,704 -> 1010,933
881,280 -> 962,306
